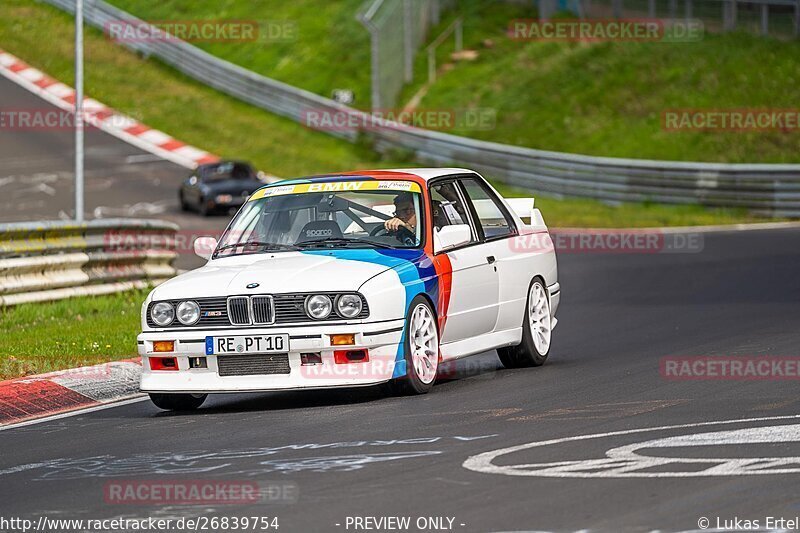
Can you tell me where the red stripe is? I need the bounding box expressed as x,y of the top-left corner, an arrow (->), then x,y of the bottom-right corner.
34,76 -> 57,89
159,139 -> 185,151
196,154 -> 221,165
0,379 -> 96,425
8,61 -> 29,73
90,109 -> 114,121
431,253 -> 453,337
124,123 -> 150,135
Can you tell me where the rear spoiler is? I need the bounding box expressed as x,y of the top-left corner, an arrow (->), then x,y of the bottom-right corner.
504,197 -> 547,230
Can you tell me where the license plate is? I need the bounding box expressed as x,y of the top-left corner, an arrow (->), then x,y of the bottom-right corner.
206,334 -> 289,355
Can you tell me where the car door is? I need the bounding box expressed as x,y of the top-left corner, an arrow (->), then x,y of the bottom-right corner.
430,179 -> 499,345
458,176 -> 524,334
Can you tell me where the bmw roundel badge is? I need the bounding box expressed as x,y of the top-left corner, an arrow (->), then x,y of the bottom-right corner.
246,283 -> 260,289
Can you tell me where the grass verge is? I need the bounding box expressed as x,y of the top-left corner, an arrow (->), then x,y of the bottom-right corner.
0,290 -> 147,380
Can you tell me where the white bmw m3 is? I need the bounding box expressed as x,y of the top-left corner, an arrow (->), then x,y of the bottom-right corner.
138,169 -> 560,410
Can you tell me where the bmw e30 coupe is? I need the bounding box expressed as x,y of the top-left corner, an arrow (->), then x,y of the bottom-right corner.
138,169 -> 559,410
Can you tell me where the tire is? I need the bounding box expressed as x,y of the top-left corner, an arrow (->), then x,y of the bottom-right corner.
179,191 -> 189,211
199,197 -> 212,216
149,393 -> 207,411
389,295 -> 440,395
497,278 -> 552,368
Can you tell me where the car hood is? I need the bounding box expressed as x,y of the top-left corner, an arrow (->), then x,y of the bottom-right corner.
152,250 -> 418,300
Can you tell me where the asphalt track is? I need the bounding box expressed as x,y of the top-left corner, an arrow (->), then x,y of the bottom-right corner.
0,76 -> 230,269
2,226 -> 800,532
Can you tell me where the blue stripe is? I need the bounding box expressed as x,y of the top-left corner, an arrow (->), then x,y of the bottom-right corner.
302,249 -> 439,378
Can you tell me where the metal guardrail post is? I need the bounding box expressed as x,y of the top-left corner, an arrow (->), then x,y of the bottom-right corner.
723,0 -> 738,31
612,0 -> 623,19
425,17 -> 463,84
74,0 -> 84,223
648,0 -> 656,17
796,0 -> 800,36
685,0 -> 693,20
403,0 -> 414,84
761,3 -> 769,35
357,1 -> 383,111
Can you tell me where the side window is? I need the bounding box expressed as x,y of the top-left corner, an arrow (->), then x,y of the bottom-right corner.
430,181 -> 477,243
460,179 -> 516,240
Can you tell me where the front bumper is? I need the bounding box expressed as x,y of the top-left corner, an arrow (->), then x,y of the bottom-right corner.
138,320 -> 405,393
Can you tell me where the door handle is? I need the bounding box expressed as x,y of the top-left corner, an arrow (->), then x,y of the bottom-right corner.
486,256 -> 496,264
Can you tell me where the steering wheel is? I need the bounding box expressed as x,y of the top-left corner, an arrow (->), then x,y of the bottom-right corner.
370,224 -> 417,246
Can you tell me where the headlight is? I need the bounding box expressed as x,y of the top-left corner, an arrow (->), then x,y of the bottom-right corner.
176,300 -> 200,325
150,302 -> 175,326
336,294 -> 363,318
305,294 -> 332,319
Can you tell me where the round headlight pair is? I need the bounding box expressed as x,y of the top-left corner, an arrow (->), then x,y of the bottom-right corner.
304,294 -> 363,319
150,301 -> 200,326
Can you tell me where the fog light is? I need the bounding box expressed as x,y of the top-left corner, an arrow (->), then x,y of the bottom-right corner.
300,353 -> 323,365
153,340 -> 175,352
150,357 -> 178,371
334,349 -> 369,364
189,357 -> 207,369
330,334 -> 355,346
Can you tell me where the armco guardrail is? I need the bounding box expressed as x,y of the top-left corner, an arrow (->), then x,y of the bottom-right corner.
43,0 -> 800,216
0,218 -> 178,306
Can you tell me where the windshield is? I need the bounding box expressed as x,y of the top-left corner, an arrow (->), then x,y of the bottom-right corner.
202,162 -> 255,181
214,180 -> 423,257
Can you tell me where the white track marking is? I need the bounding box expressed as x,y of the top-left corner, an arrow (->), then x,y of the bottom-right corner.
464,414 -> 800,478
0,396 -> 148,433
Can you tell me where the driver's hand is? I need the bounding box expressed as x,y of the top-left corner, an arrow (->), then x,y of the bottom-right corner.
384,217 -> 406,232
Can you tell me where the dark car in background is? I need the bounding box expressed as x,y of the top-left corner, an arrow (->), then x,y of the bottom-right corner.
179,160 -> 265,216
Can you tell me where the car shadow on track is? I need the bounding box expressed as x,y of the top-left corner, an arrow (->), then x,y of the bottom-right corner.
149,353 -> 506,417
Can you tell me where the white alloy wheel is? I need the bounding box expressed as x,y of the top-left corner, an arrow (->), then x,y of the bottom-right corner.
528,281 -> 552,355
409,303 -> 439,385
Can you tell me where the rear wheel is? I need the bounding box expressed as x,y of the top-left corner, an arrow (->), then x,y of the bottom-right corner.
497,278 -> 552,368
149,393 -> 207,411
390,296 -> 439,395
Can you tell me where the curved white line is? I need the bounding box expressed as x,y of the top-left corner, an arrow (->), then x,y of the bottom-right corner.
463,413 -> 800,478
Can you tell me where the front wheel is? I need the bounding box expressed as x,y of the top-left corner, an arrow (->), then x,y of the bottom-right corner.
149,393 -> 207,411
497,278 -> 552,368
390,296 -> 439,395
179,191 -> 189,211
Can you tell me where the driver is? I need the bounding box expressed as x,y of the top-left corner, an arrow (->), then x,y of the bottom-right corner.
384,192 -> 417,233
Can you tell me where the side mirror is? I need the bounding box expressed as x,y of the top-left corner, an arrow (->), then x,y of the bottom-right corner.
194,236 -> 218,260
433,224 -> 472,254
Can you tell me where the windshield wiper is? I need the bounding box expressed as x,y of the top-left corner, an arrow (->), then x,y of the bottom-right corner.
296,237 -> 399,249
214,241 -> 299,255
